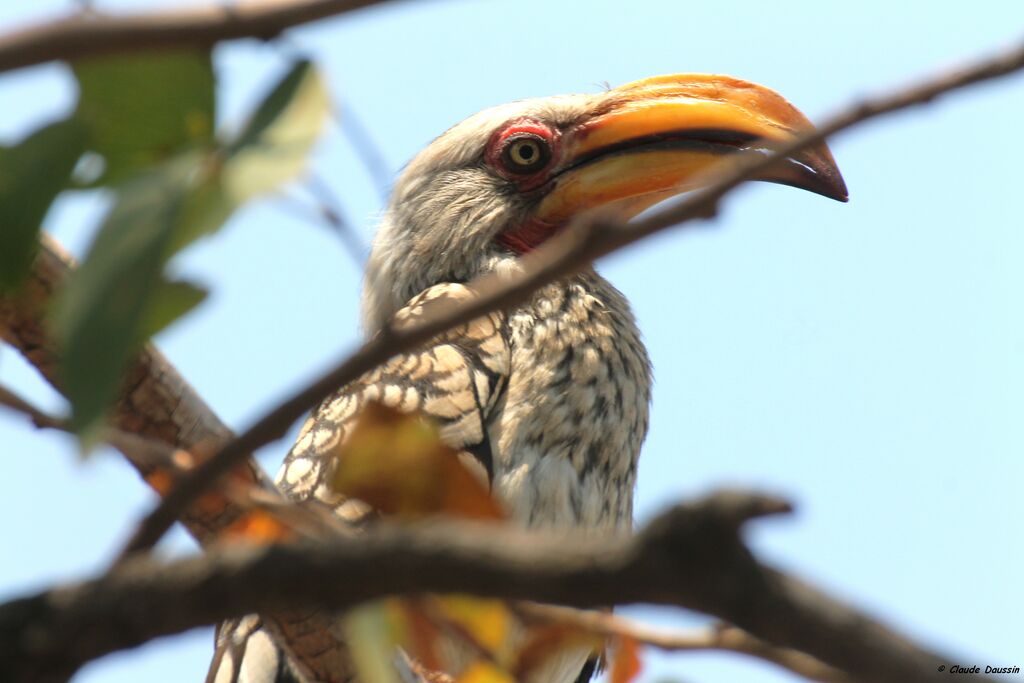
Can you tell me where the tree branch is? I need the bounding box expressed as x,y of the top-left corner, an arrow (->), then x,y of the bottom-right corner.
515,604 -> 853,683
0,384 -> 65,431
0,236 -> 276,545
121,36 -> 1024,554
0,381 -> 197,476
0,264 -> 346,680
0,490 -> 981,683
0,241 -> 377,683
0,0 -> 398,74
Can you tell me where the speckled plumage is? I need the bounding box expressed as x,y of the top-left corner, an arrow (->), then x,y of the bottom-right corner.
494,273 -> 650,531
278,271 -> 650,532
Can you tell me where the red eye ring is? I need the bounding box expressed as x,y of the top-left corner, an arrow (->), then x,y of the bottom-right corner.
486,119 -> 559,182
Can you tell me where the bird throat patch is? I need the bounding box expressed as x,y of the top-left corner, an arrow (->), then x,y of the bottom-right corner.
496,217 -> 559,253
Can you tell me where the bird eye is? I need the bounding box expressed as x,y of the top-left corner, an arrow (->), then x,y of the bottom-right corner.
501,134 -> 551,174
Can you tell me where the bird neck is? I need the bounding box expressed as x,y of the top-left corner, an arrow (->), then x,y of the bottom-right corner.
361,238 -> 621,338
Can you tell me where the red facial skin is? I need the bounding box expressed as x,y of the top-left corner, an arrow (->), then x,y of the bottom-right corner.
495,217 -> 560,254
486,119 -> 563,254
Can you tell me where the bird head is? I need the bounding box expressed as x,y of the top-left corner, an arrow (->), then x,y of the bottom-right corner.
363,74 -> 846,329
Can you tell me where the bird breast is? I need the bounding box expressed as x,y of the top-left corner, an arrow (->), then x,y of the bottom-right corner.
489,270 -> 652,532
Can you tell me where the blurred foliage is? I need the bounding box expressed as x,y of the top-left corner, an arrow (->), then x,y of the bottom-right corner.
330,401 -> 505,520
0,49 -> 328,439
72,50 -> 215,186
609,637 -> 642,683
53,149 -> 217,438
224,59 -> 329,201
0,119 -> 86,289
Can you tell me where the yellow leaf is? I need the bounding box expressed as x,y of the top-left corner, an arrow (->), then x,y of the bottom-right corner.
432,596 -> 512,656
329,402 -> 504,520
455,662 -> 516,683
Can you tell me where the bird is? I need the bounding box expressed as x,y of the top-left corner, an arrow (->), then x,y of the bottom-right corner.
210,73 -> 846,683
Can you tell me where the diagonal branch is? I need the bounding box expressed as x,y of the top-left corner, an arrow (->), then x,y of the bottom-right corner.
120,36 -> 1024,555
0,235 -> 276,545
0,490 -> 988,683
1,269 -> 352,680
0,0 -> 399,74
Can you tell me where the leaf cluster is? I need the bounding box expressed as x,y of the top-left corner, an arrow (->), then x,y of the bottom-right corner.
0,50 -> 329,439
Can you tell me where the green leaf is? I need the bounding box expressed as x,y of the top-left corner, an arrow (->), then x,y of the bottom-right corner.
53,58 -> 328,439
167,167 -> 236,255
344,604 -> 402,683
72,49 -> 215,185
224,60 -> 329,201
143,279 -> 208,338
54,151 -> 226,438
0,119 -> 86,289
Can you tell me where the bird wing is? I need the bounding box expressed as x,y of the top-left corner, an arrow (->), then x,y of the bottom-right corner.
277,281 -> 510,507
210,282 -> 510,683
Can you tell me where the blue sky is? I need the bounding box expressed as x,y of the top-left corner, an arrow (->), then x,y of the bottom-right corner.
1,1 -> 1022,682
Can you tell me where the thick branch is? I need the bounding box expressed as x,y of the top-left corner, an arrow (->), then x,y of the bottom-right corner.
0,0 -> 397,73
0,491 -> 976,683
0,236 -> 275,544
0,242 -> 374,683
122,37 -> 1024,554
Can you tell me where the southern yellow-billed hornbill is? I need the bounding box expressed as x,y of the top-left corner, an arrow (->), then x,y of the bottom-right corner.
211,74 -> 846,683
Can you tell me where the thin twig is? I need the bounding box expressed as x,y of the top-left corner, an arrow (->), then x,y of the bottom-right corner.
334,103 -> 393,202
118,36 -> 1024,558
514,604 -> 853,683
0,382 -> 198,476
269,185 -> 364,267
0,384 -> 65,431
306,172 -> 367,264
0,0 -> 400,73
